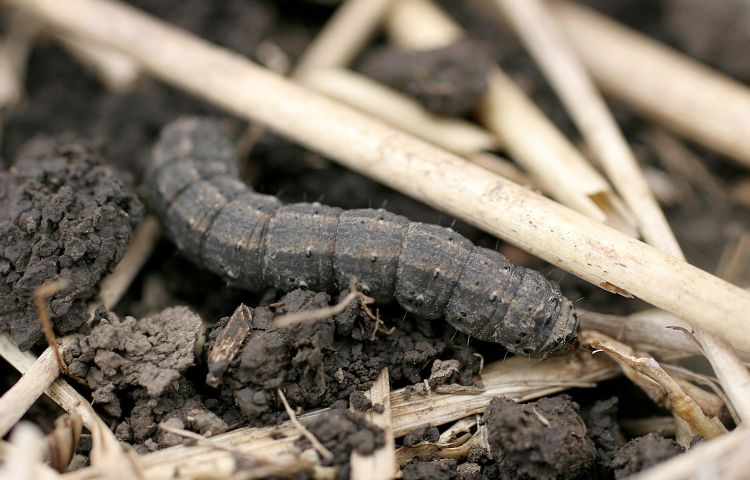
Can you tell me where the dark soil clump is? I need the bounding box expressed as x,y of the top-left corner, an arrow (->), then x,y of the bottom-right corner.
483,395 -> 596,480
301,405 -> 385,480
583,397 -> 626,476
0,135 -> 143,349
611,433 -> 683,478
64,307 -> 203,417
359,39 -> 494,116
212,289 -> 481,425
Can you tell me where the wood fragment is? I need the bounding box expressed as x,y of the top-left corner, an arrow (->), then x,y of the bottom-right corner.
582,331 -> 726,440
56,32 -> 141,91
493,0 -> 681,257
551,0 -> 750,168
12,0 -> 750,360
298,67 -> 498,155
386,0 -> 636,235
294,0 -> 394,75
350,368 -> 397,480
47,414 -> 83,473
0,341 -> 61,438
207,303 -> 253,388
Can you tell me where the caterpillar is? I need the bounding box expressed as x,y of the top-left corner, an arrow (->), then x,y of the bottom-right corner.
147,118 -> 578,358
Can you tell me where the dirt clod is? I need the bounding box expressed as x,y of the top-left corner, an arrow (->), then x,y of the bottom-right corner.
359,39 -> 494,116
64,307 -> 203,417
300,405 -> 385,479
483,395 -> 596,480
0,135 -> 143,349
215,289 -> 480,425
583,397 -> 626,475
611,433 -> 683,478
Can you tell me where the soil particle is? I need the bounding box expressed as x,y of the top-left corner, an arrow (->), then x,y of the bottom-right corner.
583,397 -> 626,475
348,390 -> 372,412
299,405 -> 385,480
214,289 -> 480,425
0,135 -> 143,349
358,39 -> 494,116
403,425 -> 441,447
64,307 -> 202,417
483,395 -> 596,480
402,459 -> 458,480
611,433 -> 683,478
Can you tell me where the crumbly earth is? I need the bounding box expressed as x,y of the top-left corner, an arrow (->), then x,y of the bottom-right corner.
212,289 -> 481,425
64,307 -> 203,417
483,395 -> 596,480
611,433 -> 683,478
0,136 -> 143,349
583,397 -> 626,476
358,39 -> 495,116
300,405 -> 385,480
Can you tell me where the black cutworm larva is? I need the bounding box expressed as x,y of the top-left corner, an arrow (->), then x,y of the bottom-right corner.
147,118 -> 578,357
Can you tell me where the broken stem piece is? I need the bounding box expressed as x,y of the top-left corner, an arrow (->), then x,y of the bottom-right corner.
274,288 -> 373,328
11,0 -> 750,354
493,0 -> 681,257
294,0 -> 394,76
582,331 -> 726,440
350,368 -> 397,480
297,67 -> 497,155
386,0 -> 635,235
551,1 -> 750,168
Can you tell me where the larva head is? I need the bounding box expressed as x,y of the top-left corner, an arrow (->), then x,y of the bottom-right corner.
498,271 -> 579,358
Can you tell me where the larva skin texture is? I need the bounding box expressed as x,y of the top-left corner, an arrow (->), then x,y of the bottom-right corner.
148,118 -> 578,358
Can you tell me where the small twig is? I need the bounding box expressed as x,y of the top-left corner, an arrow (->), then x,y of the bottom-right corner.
350,368 -> 397,480
294,0 -> 394,75
551,1 -> 750,168
493,0 -> 681,257
387,0 -> 637,236
0,342 -> 61,438
298,67 -> 498,155
274,287 -> 374,328
13,0 -> 750,355
276,389 -> 334,462
56,32 -> 140,91
582,331 -> 726,440
34,279 -> 70,373
89,216 -> 161,316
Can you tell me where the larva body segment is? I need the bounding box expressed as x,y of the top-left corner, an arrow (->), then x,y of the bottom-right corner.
148,118 -> 578,358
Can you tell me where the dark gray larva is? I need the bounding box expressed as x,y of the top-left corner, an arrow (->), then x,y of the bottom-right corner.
147,118 -> 578,358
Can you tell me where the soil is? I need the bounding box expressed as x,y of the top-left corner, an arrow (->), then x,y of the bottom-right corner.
483,395 -> 596,480
358,39 -> 495,116
212,288 -> 482,426
0,135 -> 143,349
63,306 -> 203,417
1,0 -> 747,477
611,433 -> 683,478
302,405 -> 386,479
